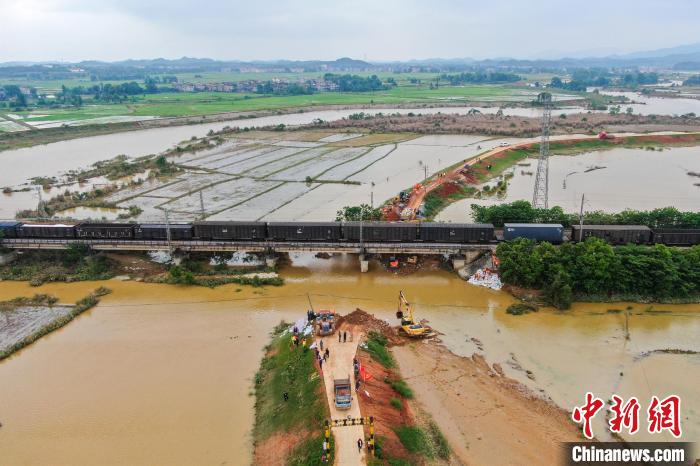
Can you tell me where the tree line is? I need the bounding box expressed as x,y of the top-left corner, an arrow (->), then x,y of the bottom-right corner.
323,73 -> 389,92
439,72 -> 521,85
497,237 -> 700,309
472,201 -> 700,229
549,71 -> 658,92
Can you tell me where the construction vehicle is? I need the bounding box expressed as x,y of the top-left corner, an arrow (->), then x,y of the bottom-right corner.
315,309 -> 336,336
333,377 -> 353,409
396,291 -> 432,338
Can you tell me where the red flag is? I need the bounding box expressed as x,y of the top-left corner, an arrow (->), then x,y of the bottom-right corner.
359,364 -> 373,382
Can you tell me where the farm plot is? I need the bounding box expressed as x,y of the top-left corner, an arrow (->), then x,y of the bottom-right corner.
210,181 -> 318,221
0,120 -> 28,132
161,178 -> 281,216
316,144 -> 396,180
242,147 -> 333,178
105,177 -> 180,203
271,140 -> 323,148
171,139 -> 258,164
119,195 -> 170,221
141,172 -> 234,198
317,133 -> 363,143
272,146 -> 369,180
202,146 -> 304,172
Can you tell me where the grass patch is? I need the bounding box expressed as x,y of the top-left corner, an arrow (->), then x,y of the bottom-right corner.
422,184 -> 477,220
506,303 -> 539,315
394,426 -> 433,457
390,397 -> 403,410
427,421 -> 451,460
253,323 -> 331,464
393,422 -> 450,461
389,379 -> 414,399
364,331 -> 395,368
0,249 -> 117,286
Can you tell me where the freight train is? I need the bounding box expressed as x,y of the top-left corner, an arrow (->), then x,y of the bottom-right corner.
0,221 -> 699,246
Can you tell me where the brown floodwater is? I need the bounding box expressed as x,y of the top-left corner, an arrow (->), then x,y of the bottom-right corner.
0,253 -> 698,464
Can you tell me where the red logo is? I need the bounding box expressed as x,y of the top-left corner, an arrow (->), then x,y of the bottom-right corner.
572,393 -> 682,439
609,395 -> 640,435
572,392 -> 605,439
647,395 -> 682,438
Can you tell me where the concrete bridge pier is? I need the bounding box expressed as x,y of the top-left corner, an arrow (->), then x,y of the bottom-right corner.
171,250 -> 189,266
0,251 -> 18,266
265,254 -> 278,268
359,254 -> 369,273
452,256 -> 466,270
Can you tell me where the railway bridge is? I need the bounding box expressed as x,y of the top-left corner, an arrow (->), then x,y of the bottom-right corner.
0,238 -> 495,271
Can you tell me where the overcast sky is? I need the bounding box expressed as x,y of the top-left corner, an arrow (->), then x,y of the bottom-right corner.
2,0 -> 699,62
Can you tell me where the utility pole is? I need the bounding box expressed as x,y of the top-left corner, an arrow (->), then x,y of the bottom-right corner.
199,190 -> 205,219
370,190 -> 374,209
424,164 -> 428,180
164,208 -> 172,254
532,92 -> 552,209
624,309 -> 630,340
578,193 -> 585,241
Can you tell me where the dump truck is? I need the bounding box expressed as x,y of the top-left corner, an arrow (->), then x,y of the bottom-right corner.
334,377 -> 352,409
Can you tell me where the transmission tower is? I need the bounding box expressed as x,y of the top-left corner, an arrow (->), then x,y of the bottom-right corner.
532,92 -> 552,209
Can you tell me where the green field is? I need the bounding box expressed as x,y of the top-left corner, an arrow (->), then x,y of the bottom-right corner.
5,84 -> 545,122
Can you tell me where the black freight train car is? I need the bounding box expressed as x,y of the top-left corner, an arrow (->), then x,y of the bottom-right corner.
134,224 -> 194,240
503,223 -> 564,243
420,222 -> 495,243
267,222 -> 342,241
17,223 -> 76,238
0,221 -> 21,238
652,228 -> 700,246
572,225 -> 651,244
75,223 -> 134,239
343,222 -> 419,242
193,221 -> 266,240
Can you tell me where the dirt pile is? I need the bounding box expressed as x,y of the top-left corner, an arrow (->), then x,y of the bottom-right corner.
342,309 -> 403,345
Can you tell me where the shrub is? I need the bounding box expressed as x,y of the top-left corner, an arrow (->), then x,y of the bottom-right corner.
389,379 -> 413,398
390,398 -> 402,410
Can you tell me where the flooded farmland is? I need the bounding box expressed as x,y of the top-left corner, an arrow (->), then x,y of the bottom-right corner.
0,106 -> 576,189
601,90 -> 700,116
0,253 -> 698,464
438,145 -> 700,222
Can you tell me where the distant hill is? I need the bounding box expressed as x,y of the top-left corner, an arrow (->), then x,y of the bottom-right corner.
4,42 -> 700,74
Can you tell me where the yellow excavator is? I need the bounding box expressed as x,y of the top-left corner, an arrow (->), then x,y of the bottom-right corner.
396,291 -> 432,338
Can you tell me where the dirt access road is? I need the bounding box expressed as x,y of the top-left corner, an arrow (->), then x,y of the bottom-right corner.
317,325 -> 366,465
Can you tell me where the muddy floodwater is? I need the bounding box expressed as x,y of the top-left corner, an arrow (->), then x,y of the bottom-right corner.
438,145 -> 700,222
0,106 -> 582,189
601,90 -> 700,116
0,253 -> 698,464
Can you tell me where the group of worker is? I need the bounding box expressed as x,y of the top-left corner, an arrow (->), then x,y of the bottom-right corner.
338,330 -> 352,343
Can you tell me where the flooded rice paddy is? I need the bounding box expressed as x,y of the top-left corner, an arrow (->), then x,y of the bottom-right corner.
92,134 -> 517,222
0,253 -> 698,464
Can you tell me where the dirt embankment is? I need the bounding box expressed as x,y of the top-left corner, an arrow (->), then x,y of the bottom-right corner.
347,309 -> 585,466
313,112 -> 700,137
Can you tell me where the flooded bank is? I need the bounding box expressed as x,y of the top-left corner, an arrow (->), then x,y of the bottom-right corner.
0,253 -> 698,464
437,145 -> 700,222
